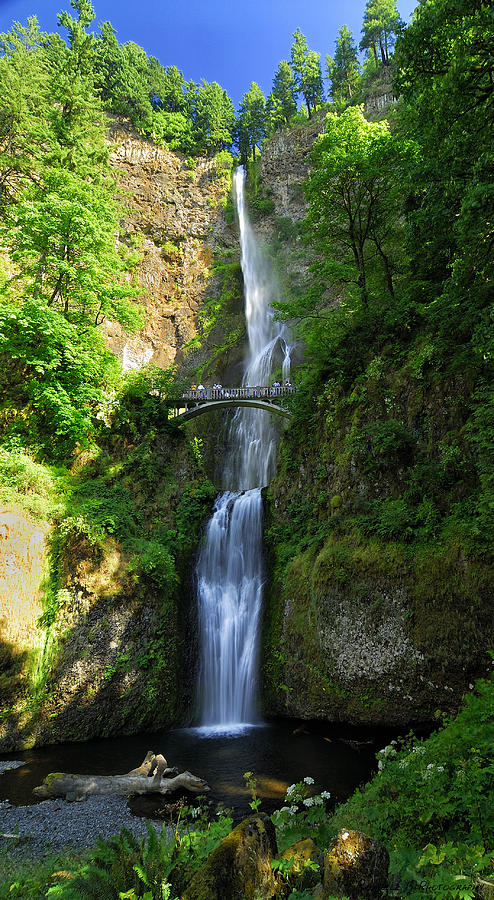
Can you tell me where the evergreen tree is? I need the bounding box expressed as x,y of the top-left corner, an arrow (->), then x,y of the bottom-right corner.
237,81 -> 266,163
149,60 -> 188,113
360,0 -> 403,66
326,25 -> 361,104
193,80 -> 235,153
0,18 -> 51,205
290,28 -> 324,118
267,60 -> 297,132
93,24 -> 155,130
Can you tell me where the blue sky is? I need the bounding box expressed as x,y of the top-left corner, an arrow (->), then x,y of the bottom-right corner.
0,0 -> 418,107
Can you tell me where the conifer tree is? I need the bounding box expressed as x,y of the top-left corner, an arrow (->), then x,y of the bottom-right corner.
326,25 -> 361,104
237,81 -> 266,162
290,29 -> 324,118
360,0 -> 403,66
267,60 -> 297,132
193,80 -> 235,153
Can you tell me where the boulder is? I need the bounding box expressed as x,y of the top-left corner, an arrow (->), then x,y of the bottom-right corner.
276,837 -> 322,896
323,829 -> 389,899
182,814 -> 278,900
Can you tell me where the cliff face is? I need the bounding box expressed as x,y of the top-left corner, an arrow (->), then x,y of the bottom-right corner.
254,122 -> 494,728
103,118 -> 237,372
0,123 -> 238,751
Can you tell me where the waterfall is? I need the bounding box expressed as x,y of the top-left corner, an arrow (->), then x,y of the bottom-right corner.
196,168 -> 290,730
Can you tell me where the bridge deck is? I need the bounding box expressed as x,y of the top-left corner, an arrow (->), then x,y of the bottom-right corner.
168,385 -> 296,423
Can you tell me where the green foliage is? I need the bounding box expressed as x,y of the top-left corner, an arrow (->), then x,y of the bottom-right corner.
326,26 -> 361,106
360,0 -> 403,66
193,80 -> 235,153
267,60 -> 297,133
237,81 -> 266,164
0,847 -> 85,900
129,540 -> 176,590
46,804 -> 233,900
290,29 -> 324,119
331,675 -> 494,897
271,778 -> 332,853
0,299 -> 121,457
304,105 -> 412,312
0,444 -> 62,519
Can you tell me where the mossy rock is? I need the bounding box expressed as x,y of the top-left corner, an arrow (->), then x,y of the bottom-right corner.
276,837 -> 323,895
182,814 -> 278,900
323,829 -> 389,899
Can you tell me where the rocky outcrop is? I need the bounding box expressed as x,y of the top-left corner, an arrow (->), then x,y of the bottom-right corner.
104,117 -> 237,372
183,814 -> 278,900
262,366 -> 494,726
257,116 -> 324,226
322,830 -> 389,900
0,430 -> 216,751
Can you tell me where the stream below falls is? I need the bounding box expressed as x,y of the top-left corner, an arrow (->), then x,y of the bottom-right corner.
0,719 -> 398,821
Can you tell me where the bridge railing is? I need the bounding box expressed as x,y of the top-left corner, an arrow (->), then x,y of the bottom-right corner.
180,385 -> 296,401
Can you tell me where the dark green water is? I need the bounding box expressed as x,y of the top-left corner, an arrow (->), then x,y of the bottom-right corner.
0,718 -> 396,821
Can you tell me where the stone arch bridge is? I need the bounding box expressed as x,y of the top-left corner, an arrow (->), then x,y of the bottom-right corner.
168,386 -> 295,423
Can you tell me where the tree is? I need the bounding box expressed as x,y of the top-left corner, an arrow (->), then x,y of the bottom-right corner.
267,60 -> 297,132
7,169 -> 140,328
149,61 -> 188,113
290,29 -> 324,118
237,81 -> 266,163
0,0 -> 143,455
393,0 -> 494,346
193,80 -> 235,153
0,18 -> 51,204
93,27 -> 154,131
360,0 -> 403,66
327,26 -> 361,104
305,106 -> 410,309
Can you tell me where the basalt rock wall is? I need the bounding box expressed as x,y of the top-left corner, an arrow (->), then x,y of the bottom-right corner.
251,120 -> 494,728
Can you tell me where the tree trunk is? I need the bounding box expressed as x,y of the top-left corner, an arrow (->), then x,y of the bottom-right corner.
33,752 -> 210,802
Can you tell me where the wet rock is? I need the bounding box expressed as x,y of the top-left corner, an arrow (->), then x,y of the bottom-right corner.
182,814 -> 278,900
323,829 -> 389,899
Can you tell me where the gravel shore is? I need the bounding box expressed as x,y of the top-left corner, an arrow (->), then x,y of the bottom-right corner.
0,795 -> 162,858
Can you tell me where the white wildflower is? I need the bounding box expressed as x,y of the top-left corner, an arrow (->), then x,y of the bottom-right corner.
313,796 -> 323,806
303,776 -> 315,785
286,784 -> 297,797
303,797 -> 315,807
437,766 -> 445,772
290,806 -> 298,815
320,791 -> 331,800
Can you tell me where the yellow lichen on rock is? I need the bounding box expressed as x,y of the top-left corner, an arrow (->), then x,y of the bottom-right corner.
0,506 -> 48,655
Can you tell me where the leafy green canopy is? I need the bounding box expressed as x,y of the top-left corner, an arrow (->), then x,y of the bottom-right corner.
0,1 -> 142,458
360,0 -> 403,65
304,106 -> 411,314
276,0 -> 493,552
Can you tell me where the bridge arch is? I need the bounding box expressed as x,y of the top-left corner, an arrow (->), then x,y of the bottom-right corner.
171,397 -> 292,423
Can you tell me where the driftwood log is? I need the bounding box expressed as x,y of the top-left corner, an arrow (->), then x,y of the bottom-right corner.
33,751 -> 210,801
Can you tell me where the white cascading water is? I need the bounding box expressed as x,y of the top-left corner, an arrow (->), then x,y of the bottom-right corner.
196,168 -> 291,730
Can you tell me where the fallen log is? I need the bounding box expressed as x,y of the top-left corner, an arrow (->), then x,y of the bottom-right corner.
33,751 -> 210,802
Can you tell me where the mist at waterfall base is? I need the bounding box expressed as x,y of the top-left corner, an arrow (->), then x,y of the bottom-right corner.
195,168 -> 292,731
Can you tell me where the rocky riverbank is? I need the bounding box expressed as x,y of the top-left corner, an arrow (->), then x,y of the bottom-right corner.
0,793 -> 161,858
